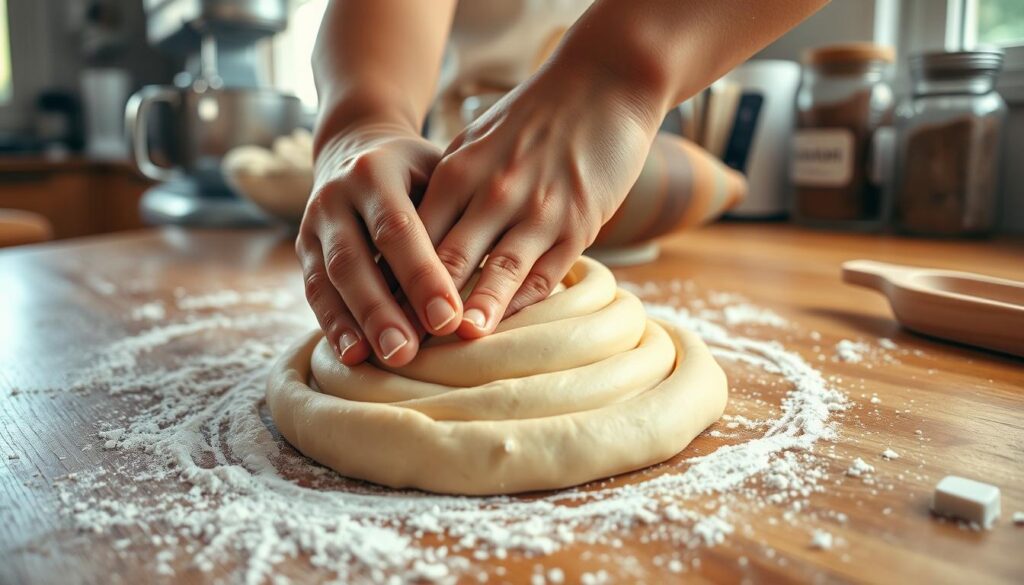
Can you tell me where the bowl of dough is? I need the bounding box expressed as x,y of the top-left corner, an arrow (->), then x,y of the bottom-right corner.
222,128 -> 315,225
266,257 -> 728,495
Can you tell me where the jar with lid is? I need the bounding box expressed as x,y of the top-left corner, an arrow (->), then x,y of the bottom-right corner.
890,50 -> 1006,237
791,43 -> 895,230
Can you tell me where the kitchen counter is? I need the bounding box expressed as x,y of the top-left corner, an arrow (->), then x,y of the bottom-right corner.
0,156 -> 151,240
1,224 -> 1022,583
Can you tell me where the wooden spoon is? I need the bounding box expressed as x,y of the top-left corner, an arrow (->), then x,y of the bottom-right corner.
842,260 -> 1024,358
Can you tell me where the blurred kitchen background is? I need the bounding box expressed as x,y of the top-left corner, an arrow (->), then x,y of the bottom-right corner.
0,0 -> 1022,248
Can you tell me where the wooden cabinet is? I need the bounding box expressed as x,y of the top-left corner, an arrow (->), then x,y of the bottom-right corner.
0,158 -> 152,240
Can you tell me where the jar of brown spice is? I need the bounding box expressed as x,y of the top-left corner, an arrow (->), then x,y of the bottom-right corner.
791,43 -> 895,230
890,50 -> 1006,237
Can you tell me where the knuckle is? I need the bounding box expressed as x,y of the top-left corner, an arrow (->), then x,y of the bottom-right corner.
434,156 -> 467,185
484,179 -> 515,208
471,283 -> 505,307
305,188 -> 327,213
525,197 -> 551,221
294,235 -> 308,258
319,309 -> 339,332
346,151 -> 381,181
526,186 -> 560,220
486,253 -> 525,282
324,239 -> 361,281
371,209 -> 416,248
436,246 -> 473,280
307,182 -> 340,214
303,270 -> 330,302
403,261 -> 441,292
519,271 -> 554,301
355,297 -> 389,327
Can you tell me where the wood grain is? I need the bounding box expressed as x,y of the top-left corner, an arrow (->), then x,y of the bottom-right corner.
0,224 -> 1022,584
0,158 -> 151,240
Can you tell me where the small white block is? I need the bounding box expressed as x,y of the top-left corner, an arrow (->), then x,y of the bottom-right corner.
1012,511 -> 1024,525
932,476 -> 1001,528
881,448 -> 900,460
810,530 -> 833,550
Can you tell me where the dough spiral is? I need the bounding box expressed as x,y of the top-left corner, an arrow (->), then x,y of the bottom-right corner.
267,257 -> 727,495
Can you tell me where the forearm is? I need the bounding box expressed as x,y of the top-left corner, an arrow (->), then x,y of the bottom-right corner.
312,0 -> 456,155
552,0 -> 828,128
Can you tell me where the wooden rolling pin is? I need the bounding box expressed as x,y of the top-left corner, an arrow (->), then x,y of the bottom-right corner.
842,260 -> 1024,358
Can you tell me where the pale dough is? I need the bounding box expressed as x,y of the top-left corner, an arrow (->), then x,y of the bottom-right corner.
266,257 -> 728,495
222,129 -> 314,223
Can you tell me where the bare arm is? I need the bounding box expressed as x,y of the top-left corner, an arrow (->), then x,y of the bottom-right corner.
298,0 -> 462,369
554,0 -> 829,128
419,0 -> 828,339
312,0 -> 456,151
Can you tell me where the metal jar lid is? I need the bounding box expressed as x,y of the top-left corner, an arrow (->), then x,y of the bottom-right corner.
910,49 -> 1004,79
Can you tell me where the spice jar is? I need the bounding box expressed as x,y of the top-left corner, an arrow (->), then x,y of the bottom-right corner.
890,50 -> 1007,237
791,44 -> 895,230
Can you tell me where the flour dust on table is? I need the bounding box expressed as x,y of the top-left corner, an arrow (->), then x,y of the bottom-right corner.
37,273 -> 918,584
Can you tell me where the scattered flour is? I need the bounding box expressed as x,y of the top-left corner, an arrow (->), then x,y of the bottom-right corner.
51,279 -> 854,583
835,340 -> 871,363
846,458 -> 876,478
878,338 -> 898,350
131,301 -> 166,321
809,530 -> 834,550
175,288 -> 294,311
721,304 -> 789,328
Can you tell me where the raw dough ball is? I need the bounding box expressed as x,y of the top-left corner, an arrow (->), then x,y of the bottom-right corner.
266,257 -> 728,495
222,129 -> 314,223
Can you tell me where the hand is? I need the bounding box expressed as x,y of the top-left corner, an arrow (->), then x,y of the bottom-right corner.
296,123 -> 463,367
418,62 -> 661,338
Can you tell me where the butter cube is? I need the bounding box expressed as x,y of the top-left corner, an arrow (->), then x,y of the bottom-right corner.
932,476 -> 1001,528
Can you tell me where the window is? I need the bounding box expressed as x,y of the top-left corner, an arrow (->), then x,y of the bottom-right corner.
976,0 -> 1024,47
897,0 -> 1024,103
0,0 -> 12,105
272,0 -> 328,110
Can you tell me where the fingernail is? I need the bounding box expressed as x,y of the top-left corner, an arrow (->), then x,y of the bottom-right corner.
379,327 -> 409,360
338,330 -> 359,358
426,296 -> 457,331
463,308 -> 487,330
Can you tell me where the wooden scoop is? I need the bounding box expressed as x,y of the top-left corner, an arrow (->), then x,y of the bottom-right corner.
842,260 -> 1024,358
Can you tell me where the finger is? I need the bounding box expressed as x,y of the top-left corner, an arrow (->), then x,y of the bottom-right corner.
295,234 -> 371,366
361,191 -> 463,337
376,257 -> 431,342
319,209 -> 420,366
505,240 -> 579,318
431,198 -> 507,294
418,156 -> 475,247
458,223 -> 553,339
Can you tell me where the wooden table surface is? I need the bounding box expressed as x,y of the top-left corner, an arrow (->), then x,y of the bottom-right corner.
1,223 -> 1022,584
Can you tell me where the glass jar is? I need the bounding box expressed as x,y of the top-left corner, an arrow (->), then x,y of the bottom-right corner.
791,44 -> 895,230
890,50 -> 1007,237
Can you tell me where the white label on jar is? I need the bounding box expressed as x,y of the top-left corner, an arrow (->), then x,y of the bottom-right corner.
791,129 -> 855,187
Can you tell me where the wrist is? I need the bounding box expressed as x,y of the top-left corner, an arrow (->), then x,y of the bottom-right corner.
544,45 -> 669,137
313,87 -> 423,157
548,14 -> 678,131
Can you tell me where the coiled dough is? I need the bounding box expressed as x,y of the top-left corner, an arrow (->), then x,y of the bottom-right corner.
266,257 -> 727,495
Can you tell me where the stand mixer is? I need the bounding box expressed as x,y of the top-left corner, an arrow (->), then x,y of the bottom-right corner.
126,0 -> 304,226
